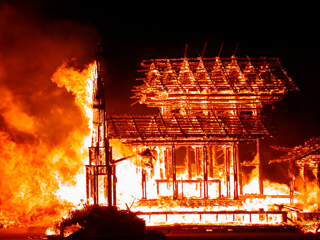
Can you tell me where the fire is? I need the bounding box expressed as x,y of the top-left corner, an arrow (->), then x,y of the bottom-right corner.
51,60 -> 95,131
49,61 -> 97,205
0,89 -> 35,133
3,46 -> 320,234
0,60 -> 95,228
108,143 -> 294,226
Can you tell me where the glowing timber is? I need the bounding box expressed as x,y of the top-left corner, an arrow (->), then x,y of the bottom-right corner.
88,53 -> 299,226
137,210 -> 288,226
85,50 -> 115,207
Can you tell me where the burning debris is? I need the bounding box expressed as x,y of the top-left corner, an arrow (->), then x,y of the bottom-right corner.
270,137 -> 320,208
269,137 -> 320,232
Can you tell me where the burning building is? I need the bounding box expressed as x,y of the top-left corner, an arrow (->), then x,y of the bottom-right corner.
84,51 -> 308,229
270,137 -> 320,209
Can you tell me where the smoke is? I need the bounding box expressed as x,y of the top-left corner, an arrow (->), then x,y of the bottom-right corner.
0,3 -> 100,226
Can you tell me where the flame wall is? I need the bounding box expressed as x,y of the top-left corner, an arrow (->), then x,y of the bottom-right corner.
0,3 -> 100,227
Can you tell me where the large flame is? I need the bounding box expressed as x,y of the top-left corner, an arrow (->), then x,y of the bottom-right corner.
51,60 -> 95,131
0,2 -> 101,228
2,54 -> 319,229
0,60 -> 95,227
4,2 -> 320,232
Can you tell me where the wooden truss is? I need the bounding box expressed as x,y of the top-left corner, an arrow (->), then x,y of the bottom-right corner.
107,113 -> 275,145
270,137 -> 320,165
104,54 -> 298,204
132,56 -> 298,114
269,137 -> 320,205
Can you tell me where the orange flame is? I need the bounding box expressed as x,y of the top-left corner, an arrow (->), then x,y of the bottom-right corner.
0,60 -> 95,228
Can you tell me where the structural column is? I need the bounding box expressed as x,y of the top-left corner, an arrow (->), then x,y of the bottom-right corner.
208,146 -> 214,178
225,146 -> 230,198
196,147 -> 201,176
107,146 -> 113,206
112,165 -> 117,206
142,169 -> 147,199
203,145 -> 208,199
289,160 -> 294,205
257,138 -> 263,195
302,164 -> 307,201
172,146 -> 178,199
187,146 -> 192,180
317,162 -> 320,210
86,167 -> 90,204
233,143 -> 239,199
94,165 -> 99,205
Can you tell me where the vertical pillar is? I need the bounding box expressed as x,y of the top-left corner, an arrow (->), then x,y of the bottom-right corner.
196,147 -> 201,176
303,164 -> 307,202
159,147 -> 164,180
142,169 -> 147,199
94,165 -> 99,205
211,146 -> 216,178
203,145 -> 208,198
317,162 -> 320,210
107,146 -> 113,207
90,169 -> 95,202
225,146 -> 230,198
289,160 -> 294,205
233,143 -> 239,199
257,139 -> 263,195
239,145 -> 243,196
112,165 -> 117,206
208,146 -> 213,178
164,147 -> 170,180
86,166 -> 90,204
218,181 -> 222,198
187,146 -> 192,180
172,146 -> 178,199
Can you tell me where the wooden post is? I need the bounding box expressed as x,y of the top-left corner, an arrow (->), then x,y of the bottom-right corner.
203,145 -> 208,198
107,146 -> 113,206
303,164 -> 307,202
164,147 -> 170,180
94,165 -> 99,205
112,165 -> 117,206
159,147 -> 164,180
196,147 -> 201,176
187,146 -> 192,180
239,145 -> 243,196
208,146 -> 212,178
225,146 -> 230,198
142,169 -> 147,199
172,146 -> 178,199
289,160 -> 294,205
317,162 -> 320,210
257,139 -> 263,195
233,143 -> 239,199
86,166 -> 90,204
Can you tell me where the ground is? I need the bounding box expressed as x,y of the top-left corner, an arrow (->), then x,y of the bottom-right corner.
1,227 -> 320,240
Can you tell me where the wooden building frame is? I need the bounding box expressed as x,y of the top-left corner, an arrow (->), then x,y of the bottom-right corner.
270,137 -> 320,206
106,55 -> 298,206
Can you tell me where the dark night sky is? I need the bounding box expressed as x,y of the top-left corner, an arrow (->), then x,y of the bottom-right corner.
2,1 -> 320,148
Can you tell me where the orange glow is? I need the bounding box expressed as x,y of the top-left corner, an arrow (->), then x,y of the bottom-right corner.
2,52 -> 320,233
0,61 -> 95,228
